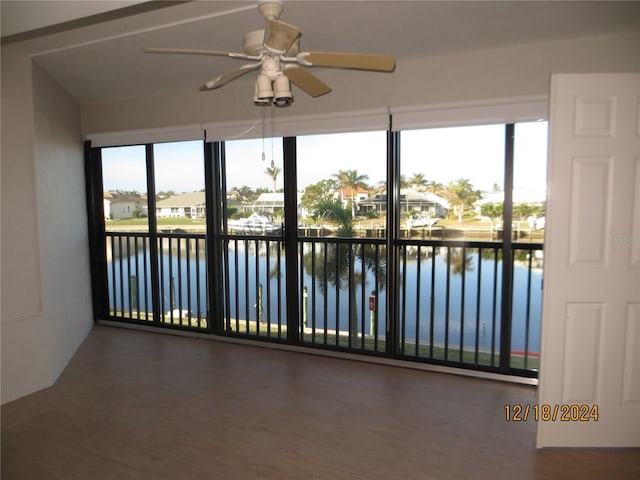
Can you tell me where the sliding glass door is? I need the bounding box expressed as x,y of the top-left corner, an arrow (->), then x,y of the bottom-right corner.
86,119 -> 547,378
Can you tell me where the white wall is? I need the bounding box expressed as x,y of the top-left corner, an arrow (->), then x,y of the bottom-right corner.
82,32 -> 640,136
32,62 -> 94,389
0,52 -> 93,404
1,50 -> 50,402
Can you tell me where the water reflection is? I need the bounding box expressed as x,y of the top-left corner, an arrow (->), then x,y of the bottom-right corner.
106,239 -> 541,356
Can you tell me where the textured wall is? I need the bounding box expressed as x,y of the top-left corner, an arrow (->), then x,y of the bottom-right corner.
1,53 -> 93,404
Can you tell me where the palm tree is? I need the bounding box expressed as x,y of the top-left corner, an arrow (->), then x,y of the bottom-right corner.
373,180 -> 387,195
264,165 -> 281,192
446,178 -> 481,223
311,198 -> 354,237
332,169 -> 369,218
409,173 -> 428,192
308,199 -> 386,339
426,180 -> 447,197
449,247 -> 475,275
229,185 -> 255,203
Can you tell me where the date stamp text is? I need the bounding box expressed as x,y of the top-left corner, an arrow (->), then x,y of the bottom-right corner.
504,404 -> 599,422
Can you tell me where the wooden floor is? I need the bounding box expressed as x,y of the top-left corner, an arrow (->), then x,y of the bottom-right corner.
2,325 -> 638,479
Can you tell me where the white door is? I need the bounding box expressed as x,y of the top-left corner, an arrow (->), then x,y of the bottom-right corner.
538,73 -> 640,447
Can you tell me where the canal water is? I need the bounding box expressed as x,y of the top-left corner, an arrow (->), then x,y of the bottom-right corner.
107,240 -> 542,354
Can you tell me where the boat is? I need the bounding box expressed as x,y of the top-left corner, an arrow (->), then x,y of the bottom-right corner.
410,214 -> 441,228
228,213 -> 282,235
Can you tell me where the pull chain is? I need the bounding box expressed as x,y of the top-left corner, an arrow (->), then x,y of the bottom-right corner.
270,105 -> 275,168
261,107 -> 266,161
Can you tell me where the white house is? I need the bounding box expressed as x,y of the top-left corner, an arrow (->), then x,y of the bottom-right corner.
358,189 -> 449,218
333,186 -> 369,206
103,192 -> 147,220
245,192 -> 284,214
475,188 -> 546,208
156,191 -> 206,218
245,192 -> 307,218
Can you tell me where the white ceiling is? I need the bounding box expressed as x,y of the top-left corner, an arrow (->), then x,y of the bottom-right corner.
2,1 -> 639,106
0,0 -> 145,37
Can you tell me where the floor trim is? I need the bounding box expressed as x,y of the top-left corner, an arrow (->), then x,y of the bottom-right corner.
97,319 -> 538,386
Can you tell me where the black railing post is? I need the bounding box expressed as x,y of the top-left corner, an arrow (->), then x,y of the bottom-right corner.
84,141 -> 109,320
386,125 -> 401,356
145,144 -> 162,324
283,136 -> 300,344
205,141 -> 225,334
499,124 -> 515,371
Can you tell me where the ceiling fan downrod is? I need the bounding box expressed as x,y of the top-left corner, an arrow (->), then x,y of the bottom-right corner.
258,0 -> 284,20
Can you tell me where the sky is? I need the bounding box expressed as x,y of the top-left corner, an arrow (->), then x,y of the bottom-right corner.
101,121 -> 548,198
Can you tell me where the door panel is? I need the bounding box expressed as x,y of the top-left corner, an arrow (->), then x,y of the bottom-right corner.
622,304 -> 640,404
538,73 -> 640,447
568,157 -> 611,266
632,158 -> 640,267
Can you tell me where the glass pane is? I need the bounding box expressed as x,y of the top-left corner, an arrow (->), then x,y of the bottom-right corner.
513,121 -> 548,242
223,137 -> 287,339
297,131 -> 387,351
400,125 -> 505,241
225,137 -> 284,236
398,125 -> 505,366
297,131 -> 387,238
511,121 -> 547,370
397,244 -> 503,367
153,141 -> 207,329
101,145 -> 152,322
102,145 -> 148,232
154,140 -> 206,233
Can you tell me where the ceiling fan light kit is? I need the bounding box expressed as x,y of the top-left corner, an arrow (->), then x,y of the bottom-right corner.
255,73 -> 274,102
146,0 -> 395,107
272,74 -> 293,107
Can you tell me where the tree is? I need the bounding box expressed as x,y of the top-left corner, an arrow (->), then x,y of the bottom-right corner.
301,179 -> 336,212
229,185 -> 256,203
480,202 -> 503,219
408,173 -> 428,192
513,203 -> 544,220
156,190 -> 176,201
425,180 -> 446,197
332,169 -> 369,218
264,166 -> 281,192
373,180 -> 387,195
446,178 -> 481,223
449,247 -> 475,275
307,199 -> 386,339
311,199 -> 354,236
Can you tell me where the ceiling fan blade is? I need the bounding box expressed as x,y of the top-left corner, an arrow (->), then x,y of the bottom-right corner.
284,67 -> 331,97
264,18 -> 301,54
145,47 -> 251,60
299,52 -> 396,72
199,63 -> 261,91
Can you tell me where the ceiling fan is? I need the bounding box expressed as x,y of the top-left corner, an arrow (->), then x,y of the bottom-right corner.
145,0 -> 395,107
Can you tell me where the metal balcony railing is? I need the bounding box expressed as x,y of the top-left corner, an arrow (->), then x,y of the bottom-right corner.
104,231 -> 542,375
